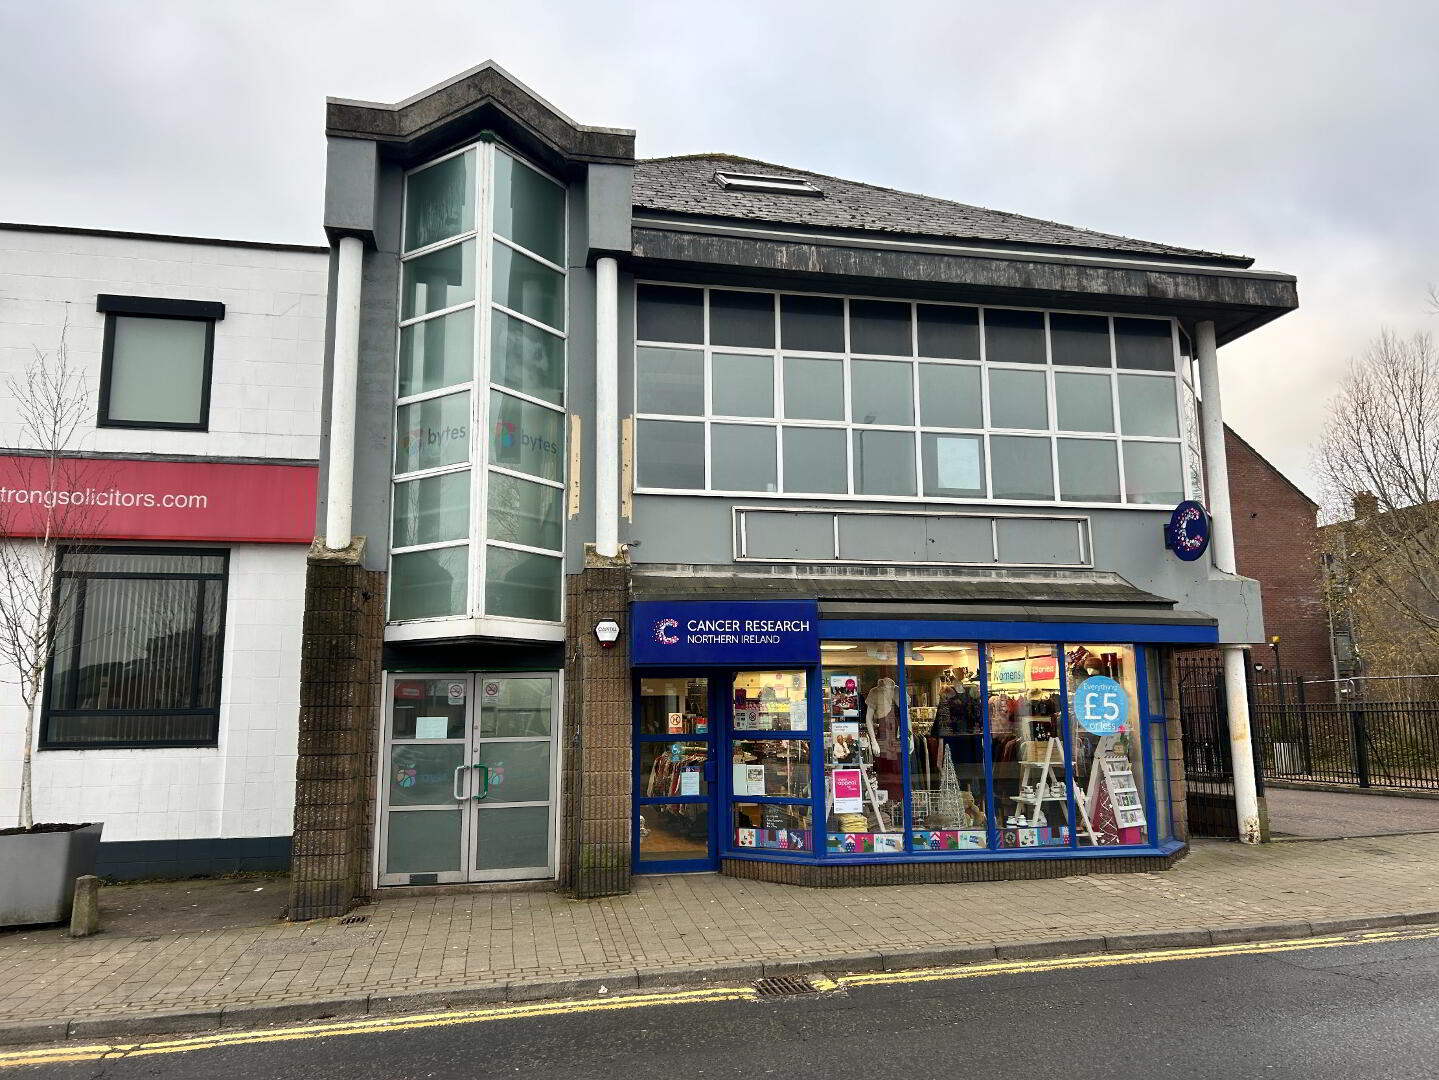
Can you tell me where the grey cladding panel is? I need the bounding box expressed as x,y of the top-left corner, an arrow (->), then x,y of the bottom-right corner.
994,518 -> 1083,565
838,515 -> 927,562
924,516 -> 994,563
744,511 -> 835,561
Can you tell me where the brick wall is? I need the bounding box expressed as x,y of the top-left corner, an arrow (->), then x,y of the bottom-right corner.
1227,427 -> 1332,680
288,546 -> 385,920
559,549 -> 633,898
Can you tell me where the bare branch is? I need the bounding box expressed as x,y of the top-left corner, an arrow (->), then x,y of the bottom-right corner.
0,311 -> 109,829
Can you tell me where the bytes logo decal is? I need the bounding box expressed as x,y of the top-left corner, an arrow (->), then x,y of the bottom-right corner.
653,618 -> 680,645
494,421 -> 560,457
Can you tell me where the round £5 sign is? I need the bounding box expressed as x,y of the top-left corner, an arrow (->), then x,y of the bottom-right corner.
1164,500 -> 1211,562
1072,675 -> 1128,735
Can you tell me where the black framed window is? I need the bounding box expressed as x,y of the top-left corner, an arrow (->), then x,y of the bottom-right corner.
96,295 -> 224,430
41,547 -> 228,749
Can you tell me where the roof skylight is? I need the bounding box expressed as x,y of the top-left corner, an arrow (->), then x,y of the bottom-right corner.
714,171 -> 823,197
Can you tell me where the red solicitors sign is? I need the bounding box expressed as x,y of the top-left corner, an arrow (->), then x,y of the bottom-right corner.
0,455 -> 317,544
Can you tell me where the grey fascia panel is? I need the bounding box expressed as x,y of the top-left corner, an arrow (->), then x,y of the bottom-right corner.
324,137 -> 380,244
817,601 -> 1214,627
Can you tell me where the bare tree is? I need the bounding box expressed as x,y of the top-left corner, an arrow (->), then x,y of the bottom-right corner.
1316,330 -> 1439,660
0,317 -> 102,830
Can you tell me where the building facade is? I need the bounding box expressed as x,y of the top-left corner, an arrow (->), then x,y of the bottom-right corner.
1223,426 -> 1331,683
289,62 -> 1298,913
0,223 -> 325,878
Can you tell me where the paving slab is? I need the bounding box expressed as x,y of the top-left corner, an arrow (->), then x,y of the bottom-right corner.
0,833 -> 1437,1043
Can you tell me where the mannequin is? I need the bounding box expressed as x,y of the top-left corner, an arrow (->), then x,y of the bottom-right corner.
864,676 -> 902,794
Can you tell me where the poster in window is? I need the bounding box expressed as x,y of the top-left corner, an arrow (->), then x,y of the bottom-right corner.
679,769 -> 700,796
788,700 -> 808,730
832,768 -> 864,814
415,716 -> 450,740
936,436 -> 981,491
829,675 -> 860,717
831,721 -> 861,764
667,711 -> 685,734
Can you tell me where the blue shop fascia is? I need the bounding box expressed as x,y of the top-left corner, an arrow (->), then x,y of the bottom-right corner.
629,586 -> 1212,876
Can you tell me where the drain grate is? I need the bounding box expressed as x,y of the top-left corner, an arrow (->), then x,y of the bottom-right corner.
755,975 -> 818,997
339,914 -> 369,925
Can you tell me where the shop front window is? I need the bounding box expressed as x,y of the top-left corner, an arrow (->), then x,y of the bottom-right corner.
987,644 -> 1072,848
822,642 -> 905,853
730,671 -> 811,853
905,643 -> 987,852
1066,644 -> 1149,846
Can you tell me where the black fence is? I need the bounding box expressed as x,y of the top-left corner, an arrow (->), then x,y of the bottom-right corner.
1177,657 -> 1259,836
1179,658 -> 1439,800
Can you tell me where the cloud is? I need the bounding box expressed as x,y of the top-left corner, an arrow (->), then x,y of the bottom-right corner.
3,0 -> 1434,499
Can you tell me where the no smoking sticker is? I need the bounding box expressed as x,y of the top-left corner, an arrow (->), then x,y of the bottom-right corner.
483,681 -> 501,698
447,682 -> 465,705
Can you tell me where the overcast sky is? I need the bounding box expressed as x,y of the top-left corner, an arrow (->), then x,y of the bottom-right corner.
4,0 -> 1436,500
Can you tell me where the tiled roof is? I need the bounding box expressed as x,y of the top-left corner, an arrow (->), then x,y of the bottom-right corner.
633,154 -> 1249,265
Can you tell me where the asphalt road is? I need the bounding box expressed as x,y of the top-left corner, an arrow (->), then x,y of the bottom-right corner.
9,930 -> 1439,1079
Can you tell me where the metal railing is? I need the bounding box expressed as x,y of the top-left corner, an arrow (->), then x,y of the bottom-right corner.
1181,658 -> 1439,793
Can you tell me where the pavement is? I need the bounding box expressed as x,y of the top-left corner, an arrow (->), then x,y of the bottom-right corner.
9,927 -> 1438,1078
1264,785 -> 1439,838
2,832 -> 1439,1047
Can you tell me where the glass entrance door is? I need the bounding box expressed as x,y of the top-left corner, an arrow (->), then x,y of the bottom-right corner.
635,676 -> 716,871
380,672 -> 559,886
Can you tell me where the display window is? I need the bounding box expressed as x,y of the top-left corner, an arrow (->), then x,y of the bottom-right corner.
1065,644 -> 1148,846
821,642 -> 905,852
636,640 -> 1174,872
729,671 -> 812,853
905,643 -> 987,852
986,644 -> 1073,849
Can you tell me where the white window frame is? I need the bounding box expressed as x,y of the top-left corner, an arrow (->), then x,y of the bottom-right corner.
633,283 -> 1191,511
390,140 -> 568,632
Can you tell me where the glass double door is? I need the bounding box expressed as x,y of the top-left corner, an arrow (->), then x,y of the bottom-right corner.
381,673 -> 558,886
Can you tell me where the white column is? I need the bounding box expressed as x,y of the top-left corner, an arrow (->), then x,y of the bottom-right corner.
325,235 -> 363,551
1195,318 -> 1262,844
594,256 -> 620,558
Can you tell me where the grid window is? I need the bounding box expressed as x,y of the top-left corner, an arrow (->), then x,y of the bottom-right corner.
392,143 -> 566,627
633,288 -> 1187,507
42,549 -> 227,748
782,427 -> 847,493
783,357 -> 844,421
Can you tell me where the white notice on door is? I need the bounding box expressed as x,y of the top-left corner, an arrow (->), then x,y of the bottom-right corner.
415,716 -> 449,739
937,436 -> 980,491
679,770 -> 700,796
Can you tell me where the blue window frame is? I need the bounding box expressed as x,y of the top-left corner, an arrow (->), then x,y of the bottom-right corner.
632,635 -> 1182,874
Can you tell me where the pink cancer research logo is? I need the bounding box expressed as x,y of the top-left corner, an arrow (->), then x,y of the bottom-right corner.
653,618 -> 680,645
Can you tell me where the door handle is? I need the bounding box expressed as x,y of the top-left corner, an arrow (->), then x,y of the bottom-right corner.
703,759 -> 715,784
452,763 -> 468,801
471,764 -> 490,801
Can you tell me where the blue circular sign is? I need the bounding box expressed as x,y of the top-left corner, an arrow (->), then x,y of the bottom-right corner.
1165,500 -> 1211,562
1072,675 -> 1129,735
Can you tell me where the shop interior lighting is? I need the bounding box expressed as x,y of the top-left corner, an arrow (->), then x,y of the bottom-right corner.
714,171 -> 823,196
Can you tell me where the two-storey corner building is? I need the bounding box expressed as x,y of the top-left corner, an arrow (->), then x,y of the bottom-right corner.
294,62 -> 1297,914
0,222 -> 327,878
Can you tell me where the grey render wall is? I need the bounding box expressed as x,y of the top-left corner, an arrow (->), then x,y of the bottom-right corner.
627,495 -> 1262,642
316,156 -> 404,574
316,140 -> 631,579
614,266 -> 1263,643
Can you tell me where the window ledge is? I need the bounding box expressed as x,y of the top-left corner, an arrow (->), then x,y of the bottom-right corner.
385,615 -> 565,644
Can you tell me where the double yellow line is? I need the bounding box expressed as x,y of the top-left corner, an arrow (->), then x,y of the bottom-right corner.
3,926 -> 1436,1069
